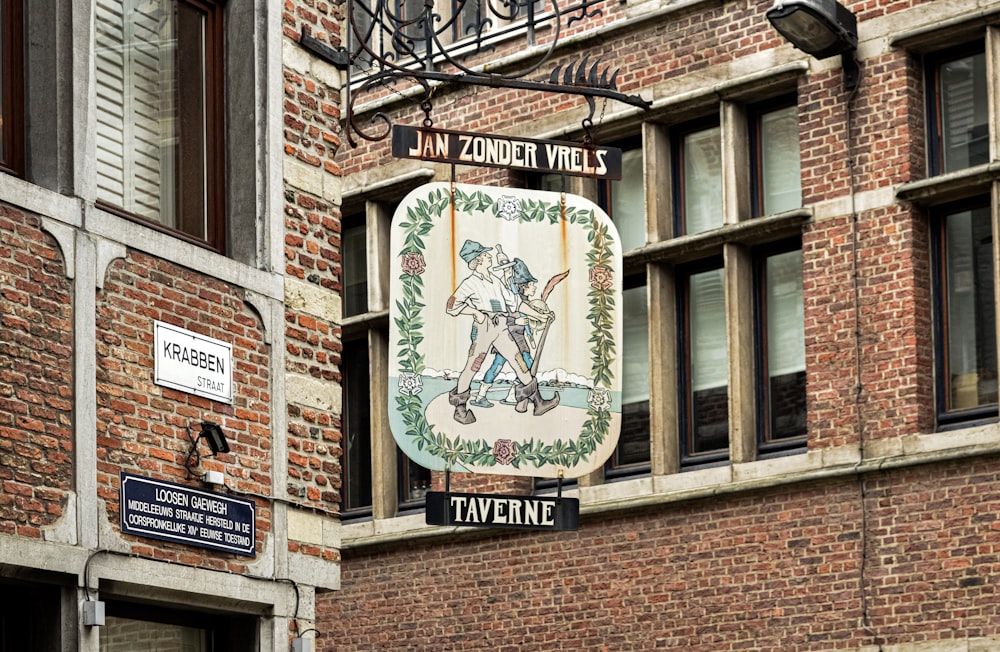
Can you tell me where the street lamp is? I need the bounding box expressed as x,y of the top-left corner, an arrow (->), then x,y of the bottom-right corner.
766,0 -> 859,89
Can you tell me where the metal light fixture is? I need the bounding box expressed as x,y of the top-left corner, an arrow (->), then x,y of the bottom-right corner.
199,421 -> 230,455
767,0 -> 860,89
184,421 -> 231,481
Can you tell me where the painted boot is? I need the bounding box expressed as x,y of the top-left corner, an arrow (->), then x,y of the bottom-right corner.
448,388 -> 476,424
514,379 -> 560,416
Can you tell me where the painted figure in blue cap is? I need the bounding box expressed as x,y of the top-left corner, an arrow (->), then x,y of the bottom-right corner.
471,257 -> 543,408
446,240 -> 559,424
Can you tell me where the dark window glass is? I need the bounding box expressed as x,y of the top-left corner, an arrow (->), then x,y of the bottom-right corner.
927,44 -> 988,176
755,242 -> 807,450
95,0 -> 225,250
101,600 -> 255,652
680,261 -> 729,464
398,449 -> 431,510
342,339 -> 373,514
0,0 -> 23,176
933,200 -> 997,424
342,215 -> 369,317
453,0 -> 481,40
395,0 -> 426,53
0,581 -> 62,651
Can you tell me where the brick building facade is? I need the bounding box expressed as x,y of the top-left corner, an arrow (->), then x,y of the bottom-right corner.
1,0 -> 1000,650
318,0 -> 1000,648
1,1 -> 344,650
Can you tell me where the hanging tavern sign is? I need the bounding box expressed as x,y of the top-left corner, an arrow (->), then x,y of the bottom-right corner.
392,125 -> 623,180
388,183 -> 623,481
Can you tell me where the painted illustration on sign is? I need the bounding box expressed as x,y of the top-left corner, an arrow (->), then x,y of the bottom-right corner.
389,183 -> 623,478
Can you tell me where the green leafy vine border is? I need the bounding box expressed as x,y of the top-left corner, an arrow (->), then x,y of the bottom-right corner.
393,186 -> 618,471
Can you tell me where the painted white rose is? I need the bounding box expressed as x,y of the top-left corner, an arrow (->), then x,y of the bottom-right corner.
398,372 -> 423,397
496,195 -> 521,221
587,387 -> 612,412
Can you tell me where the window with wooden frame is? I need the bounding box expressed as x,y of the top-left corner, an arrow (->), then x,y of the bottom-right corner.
342,336 -> 374,516
94,0 -> 225,251
340,192 -> 434,520
0,0 -> 23,177
926,42 -> 988,177
931,198 -> 997,426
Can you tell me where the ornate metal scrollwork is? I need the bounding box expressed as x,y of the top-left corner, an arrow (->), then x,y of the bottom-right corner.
308,0 -> 651,146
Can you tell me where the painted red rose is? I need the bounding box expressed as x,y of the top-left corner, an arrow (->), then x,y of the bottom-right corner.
589,265 -> 613,291
400,251 -> 426,276
492,439 -> 519,465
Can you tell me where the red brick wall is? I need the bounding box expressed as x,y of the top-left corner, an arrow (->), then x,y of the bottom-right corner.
95,252 -> 271,570
0,207 -> 73,537
320,457 -> 1000,650
323,0 -> 975,644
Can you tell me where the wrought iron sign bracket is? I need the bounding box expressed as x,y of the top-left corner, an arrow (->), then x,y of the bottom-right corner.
311,0 -> 652,147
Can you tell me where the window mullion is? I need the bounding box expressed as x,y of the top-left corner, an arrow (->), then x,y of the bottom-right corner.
648,262 -> 679,475
724,243 -> 756,464
366,200 -> 392,312
643,122 -> 673,242
721,101 -> 751,226
368,326 -> 398,520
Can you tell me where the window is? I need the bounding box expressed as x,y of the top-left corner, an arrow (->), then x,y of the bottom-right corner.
101,600 -> 254,652
679,261 -> 729,465
340,192 -> 433,519
674,118 -> 723,236
597,141 -> 651,476
897,37 -> 1000,429
342,214 -> 369,318
927,43 -> 988,176
0,580 -> 62,651
453,0 -> 481,41
0,0 -> 23,176
342,338 -> 373,514
399,450 -> 431,509
755,242 -> 807,451
611,281 -> 651,473
752,100 -> 801,216
352,0 -> 470,68
94,0 -> 225,250
396,0 -> 426,52
932,199 -> 997,424
599,142 -> 646,251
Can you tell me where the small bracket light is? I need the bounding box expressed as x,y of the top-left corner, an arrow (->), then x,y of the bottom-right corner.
199,421 -> 230,455
184,421 -> 231,480
766,0 -> 860,89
